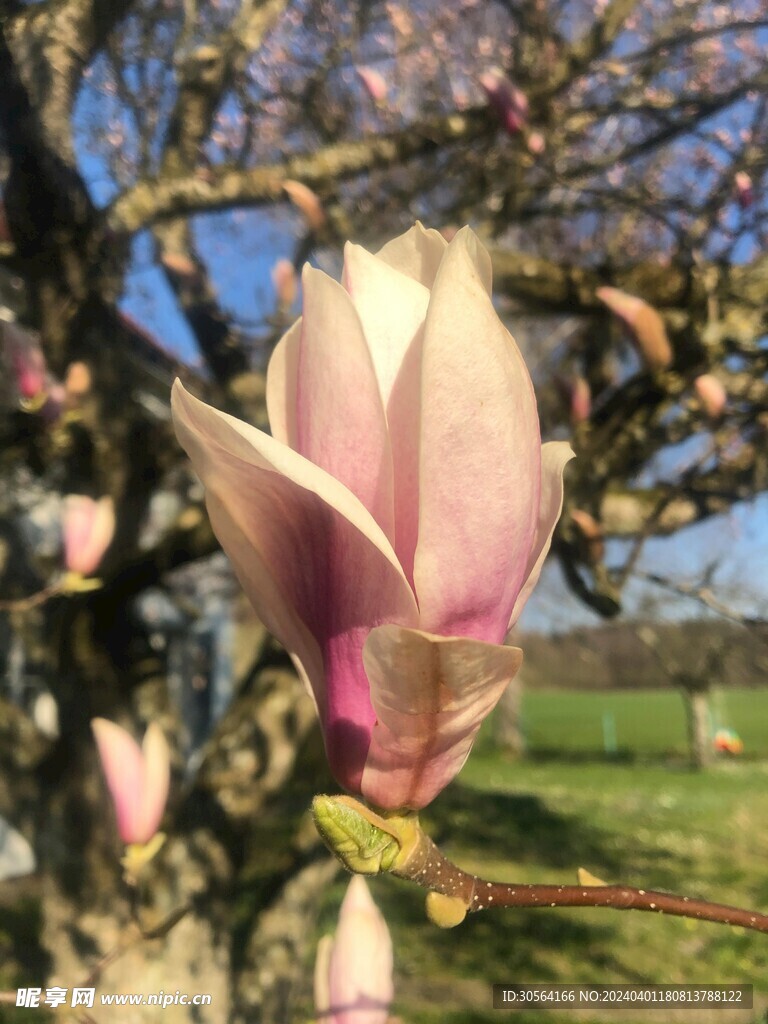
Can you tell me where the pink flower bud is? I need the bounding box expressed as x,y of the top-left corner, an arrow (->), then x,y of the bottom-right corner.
64,361 -> 92,401
570,508 -> 604,563
526,131 -> 546,155
569,376 -> 591,424
62,495 -> 115,576
271,258 -> 298,309
596,286 -> 673,370
283,180 -> 326,231
356,66 -> 388,103
734,171 -> 753,209
694,373 -> 726,419
3,320 -> 47,399
91,718 -> 170,846
315,876 -> 393,1024
161,250 -> 200,278
479,68 -> 529,135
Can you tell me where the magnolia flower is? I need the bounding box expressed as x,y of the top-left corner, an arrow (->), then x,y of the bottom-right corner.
314,876 -> 393,1024
596,286 -> 673,371
91,718 -> 170,846
62,495 -> 116,576
172,224 -> 572,810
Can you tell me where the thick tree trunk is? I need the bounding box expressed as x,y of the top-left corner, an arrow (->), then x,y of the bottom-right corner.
684,687 -> 712,771
15,593 -> 336,1024
495,673 -> 526,759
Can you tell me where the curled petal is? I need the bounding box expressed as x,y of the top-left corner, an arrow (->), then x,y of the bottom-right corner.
266,318 -> 301,448
361,625 -> 523,810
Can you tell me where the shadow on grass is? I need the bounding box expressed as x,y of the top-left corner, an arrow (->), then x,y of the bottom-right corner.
378,873 -> 655,1022
423,781 -> 625,874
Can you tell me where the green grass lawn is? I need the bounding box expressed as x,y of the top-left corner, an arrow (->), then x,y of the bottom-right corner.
519,687 -> 768,760
315,740 -> 768,1024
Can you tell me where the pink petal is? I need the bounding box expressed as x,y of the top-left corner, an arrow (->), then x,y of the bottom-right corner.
296,267 -> 395,539
360,625 -> 523,810
342,243 -> 430,408
375,221 -> 448,289
171,381 -> 418,793
413,227 -> 540,642
507,441 -> 574,629
328,876 -> 393,1024
265,318 -> 301,448
138,723 -> 171,844
341,244 -> 431,580
91,718 -> 148,844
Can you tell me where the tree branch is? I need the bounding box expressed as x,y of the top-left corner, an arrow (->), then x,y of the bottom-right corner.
107,110 -> 491,232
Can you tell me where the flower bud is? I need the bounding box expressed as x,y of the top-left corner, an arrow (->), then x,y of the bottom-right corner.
315,876 -> 394,1024
91,718 -> 170,847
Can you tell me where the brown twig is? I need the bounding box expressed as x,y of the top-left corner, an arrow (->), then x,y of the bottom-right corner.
396,830 -> 768,932
0,583 -> 61,612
